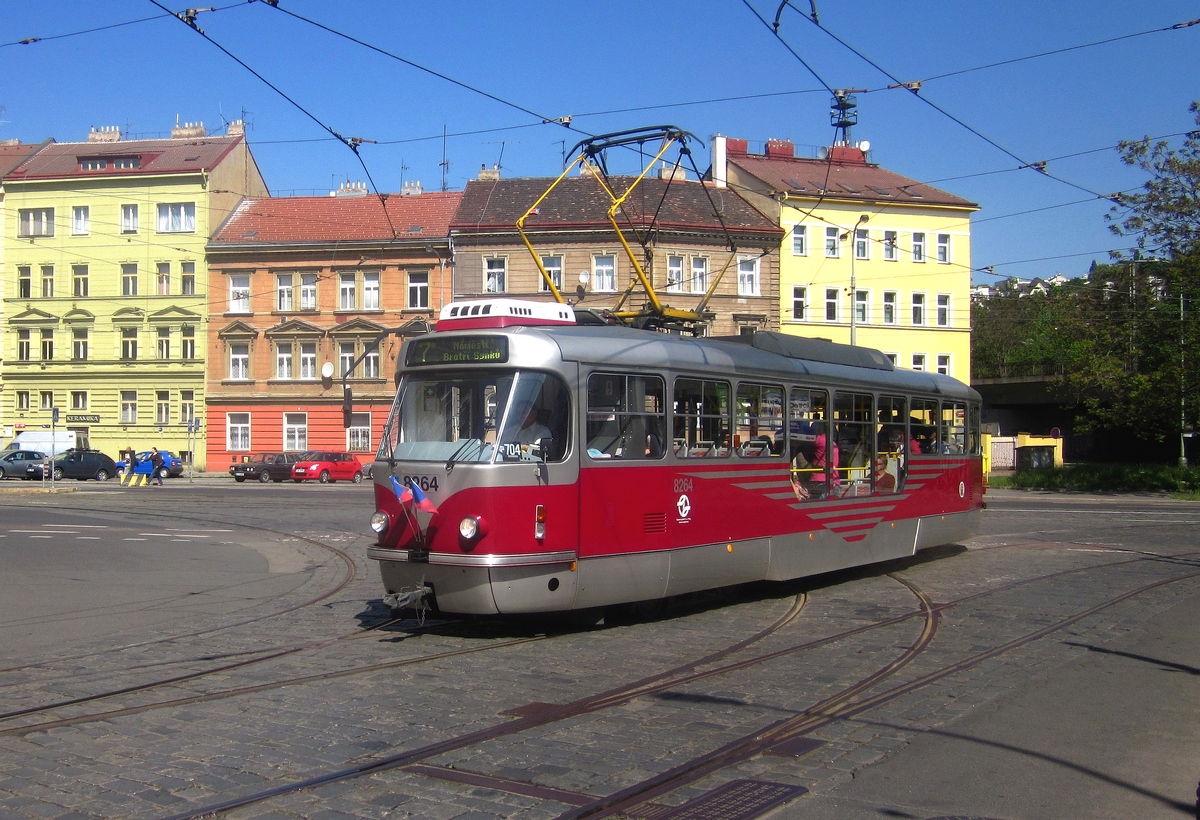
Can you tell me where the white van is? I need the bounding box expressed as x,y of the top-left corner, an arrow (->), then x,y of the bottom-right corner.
2,431 -> 88,458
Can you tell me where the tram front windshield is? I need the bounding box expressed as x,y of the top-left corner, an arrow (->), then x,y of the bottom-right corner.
381,369 -> 569,464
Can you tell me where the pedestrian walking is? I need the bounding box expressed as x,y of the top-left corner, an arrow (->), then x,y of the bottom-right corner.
150,447 -> 165,486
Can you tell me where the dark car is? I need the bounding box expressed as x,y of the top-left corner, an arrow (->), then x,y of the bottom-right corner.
230,452 -> 299,483
119,450 -> 185,479
291,451 -> 365,484
26,451 -> 119,482
0,449 -> 48,479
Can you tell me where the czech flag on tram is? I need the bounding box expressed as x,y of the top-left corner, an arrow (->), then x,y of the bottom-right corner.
390,476 -> 438,514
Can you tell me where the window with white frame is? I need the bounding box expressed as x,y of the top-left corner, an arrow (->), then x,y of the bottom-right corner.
121,391 -> 138,424
937,294 -> 950,326
825,227 -> 840,257
18,267 -> 31,298
737,256 -> 760,296
180,391 -> 195,425
883,291 -> 897,324
792,224 -> 807,256
364,347 -> 379,379
339,341 -> 355,378
854,290 -> 869,323
72,265 -> 88,297
156,202 -> 196,233
937,233 -> 950,263
883,230 -> 897,261
912,232 -> 925,262
156,391 -> 170,425
300,342 -> 317,379
120,204 -> 138,234
227,412 -> 250,451
485,258 -> 506,293
825,288 -> 839,322
339,273 -> 357,309
229,274 -> 250,312
181,262 -> 195,295
912,353 -> 926,372
181,326 -> 195,359
300,273 -> 317,310
72,206 -> 89,235
937,354 -> 951,375
689,256 -> 707,294
855,228 -> 869,260
157,263 -> 170,295
121,327 -> 138,360
884,353 -> 897,366
408,270 -> 429,307
792,286 -> 808,320
18,208 -> 54,237
17,329 -> 30,361
284,413 -> 307,451
276,342 -> 293,379
72,328 -> 88,361
666,255 -> 684,292
16,391 -> 30,411
912,293 -> 926,325
41,329 -> 54,361
37,392 -> 54,413
41,265 -> 54,298
348,412 -> 372,452
594,255 -> 616,292
363,272 -> 380,310
229,343 -> 249,379
277,274 -> 294,311
157,327 -> 170,359
71,391 -> 88,410
539,256 -> 562,292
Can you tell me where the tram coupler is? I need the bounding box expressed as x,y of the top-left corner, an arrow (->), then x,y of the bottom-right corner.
384,585 -> 432,612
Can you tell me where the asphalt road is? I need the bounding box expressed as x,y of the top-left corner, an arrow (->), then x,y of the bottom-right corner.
0,479 -> 1196,820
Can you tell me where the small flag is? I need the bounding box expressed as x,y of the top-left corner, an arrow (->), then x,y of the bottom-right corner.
390,475 -> 414,505
409,481 -> 438,514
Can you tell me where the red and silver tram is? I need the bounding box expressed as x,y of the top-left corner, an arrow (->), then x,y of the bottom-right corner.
367,298 -> 984,615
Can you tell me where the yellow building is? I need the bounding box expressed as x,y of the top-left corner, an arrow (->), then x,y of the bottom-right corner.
1,122 -> 267,467
717,137 -> 978,381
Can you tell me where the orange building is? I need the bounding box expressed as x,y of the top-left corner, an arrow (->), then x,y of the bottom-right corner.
204,189 -> 462,472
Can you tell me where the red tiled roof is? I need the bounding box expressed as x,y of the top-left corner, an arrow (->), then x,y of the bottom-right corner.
3,136 -> 244,180
210,191 -> 464,244
730,152 -> 978,209
0,140 -> 51,177
452,175 -> 782,238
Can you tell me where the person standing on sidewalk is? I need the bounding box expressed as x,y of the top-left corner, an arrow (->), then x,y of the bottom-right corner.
150,447 -> 165,486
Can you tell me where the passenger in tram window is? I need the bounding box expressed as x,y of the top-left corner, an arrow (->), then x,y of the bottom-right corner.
873,453 -> 897,494
790,431 -> 838,500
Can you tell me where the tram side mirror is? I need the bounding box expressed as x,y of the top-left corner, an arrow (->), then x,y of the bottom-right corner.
342,386 -> 354,429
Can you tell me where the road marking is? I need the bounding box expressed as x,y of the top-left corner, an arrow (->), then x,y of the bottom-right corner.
10,529 -> 77,534
27,535 -> 52,539
166,528 -> 231,532
44,524 -> 108,528
123,538 -> 147,541
139,532 -> 210,538
77,536 -> 100,540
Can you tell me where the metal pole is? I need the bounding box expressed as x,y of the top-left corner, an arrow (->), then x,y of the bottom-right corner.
849,214 -> 868,347
1182,291 -> 1188,468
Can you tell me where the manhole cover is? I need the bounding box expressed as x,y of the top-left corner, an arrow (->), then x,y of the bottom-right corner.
651,779 -> 807,820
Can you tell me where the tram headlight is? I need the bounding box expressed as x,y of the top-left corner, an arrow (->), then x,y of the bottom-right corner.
370,512 -> 389,535
459,516 -> 480,540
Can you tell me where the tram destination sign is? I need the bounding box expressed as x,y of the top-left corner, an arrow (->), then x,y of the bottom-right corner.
406,336 -> 508,366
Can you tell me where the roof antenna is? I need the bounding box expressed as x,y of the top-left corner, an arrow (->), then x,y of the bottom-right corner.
439,125 -> 450,192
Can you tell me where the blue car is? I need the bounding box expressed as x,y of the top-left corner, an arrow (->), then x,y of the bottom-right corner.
120,450 -> 185,479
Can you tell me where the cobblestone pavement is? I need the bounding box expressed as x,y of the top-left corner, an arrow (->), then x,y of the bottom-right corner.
0,486 -> 1197,819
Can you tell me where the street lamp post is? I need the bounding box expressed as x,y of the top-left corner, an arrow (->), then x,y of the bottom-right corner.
848,214 -> 869,346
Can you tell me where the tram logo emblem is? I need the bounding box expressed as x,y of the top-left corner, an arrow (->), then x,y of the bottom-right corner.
676,494 -> 691,522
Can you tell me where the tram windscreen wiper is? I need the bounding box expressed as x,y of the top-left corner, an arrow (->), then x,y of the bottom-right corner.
445,438 -> 485,468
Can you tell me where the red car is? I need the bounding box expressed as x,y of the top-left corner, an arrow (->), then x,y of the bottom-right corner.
291,451 -> 365,484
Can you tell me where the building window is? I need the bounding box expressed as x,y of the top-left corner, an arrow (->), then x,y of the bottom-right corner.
363,272 -> 380,310
17,329 -> 31,361
16,391 -> 30,411
485,258 -> 506,293
122,263 -> 138,296
72,265 -> 89,297
666,255 -> 684,292
18,208 -> 54,237
689,256 -> 707,294
181,262 -> 195,295
80,158 -> 107,171
39,391 -> 53,411
18,267 -> 31,298
912,353 -> 926,372
113,156 -> 139,170
156,391 -> 170,424
912,232 -> 925,263
937,233 -> 951,263
121,327 -> 138,360
229,274 -> 250,313
180,391 -> 195,425
72,328 -> 89,361
71,391 -> 88,410
364,348 -> 379,379
825,288 -> 839,322
156,202 -> 196,233
539,256 -> 562,292
181,326 -> 196,360
230,343 -> 249,379
737,256 -> 760,296
792,286 -> 808,320
284,413 -> 307,451
594,255 -> 616,292
937,354 -> 951,375
408,270 -> 429,308
339,273 -> 357,309
884,353 -> 897,366
40,266 -> 54,298
120,204 -> 138,234
883,230 -> 898,261
854,290 -> 869,324
72,206 -> 89,235
41,329 -> 54,361
883,291 -> 897,324
825,226 -> 840,257
937,294 -> 950,326
227,413 -> 250,451
912,293 -> 926,325
157,263 -> 171,295
339,341 -> 355,377
855,228 -> 869,260
121,391 -> 138,424
300,273 -> 317,309
300,342 -> 317,379
276,342 -> 293,379
157,327 -> 170,359
792,224 -> 807,256
348,412 -> 372,452
277,274 -> 294,311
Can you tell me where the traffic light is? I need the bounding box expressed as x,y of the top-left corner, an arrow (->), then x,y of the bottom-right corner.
342,386 -> 353,429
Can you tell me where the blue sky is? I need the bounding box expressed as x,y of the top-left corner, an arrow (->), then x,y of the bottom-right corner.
2,1 -> 1197,283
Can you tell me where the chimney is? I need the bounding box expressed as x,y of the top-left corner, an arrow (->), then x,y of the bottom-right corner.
171,120 -> 207,139
333,179 -> 369,197
658,162 -> 686,182
726,138 -> 748,156
765,139 -> 795,159
477,163 -> 501,181
711,134 -> 727,188
226,120 -> 245,137
400,179 -> 423,196
87,126 -> 122,143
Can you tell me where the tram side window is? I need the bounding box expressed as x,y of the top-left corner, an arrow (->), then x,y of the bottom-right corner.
941,401 -> 966,454
586,373 -> 666,460
673,378 -> 730,458
788,388 -> 833,501
834,392 -> 874,496
968,403 -> 981,455
875,395 -> 907,494
735,383 -> 785,458
910,398 -> 939,454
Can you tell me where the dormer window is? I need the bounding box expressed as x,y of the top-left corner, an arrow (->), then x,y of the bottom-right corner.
80,159 -> 107,171
113,156 -> 140,169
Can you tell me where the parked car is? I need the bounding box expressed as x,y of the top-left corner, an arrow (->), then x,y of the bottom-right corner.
118,450 -> 185,479
0,449 -> 47,479
26,451 -> 119,482
291,451 -> 365,484
230,452 -> 299,483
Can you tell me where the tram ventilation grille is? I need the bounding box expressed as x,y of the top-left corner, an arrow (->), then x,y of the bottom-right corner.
644,512 -> 667,533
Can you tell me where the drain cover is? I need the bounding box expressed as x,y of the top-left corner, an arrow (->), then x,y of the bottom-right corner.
650,779 -> 807,820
